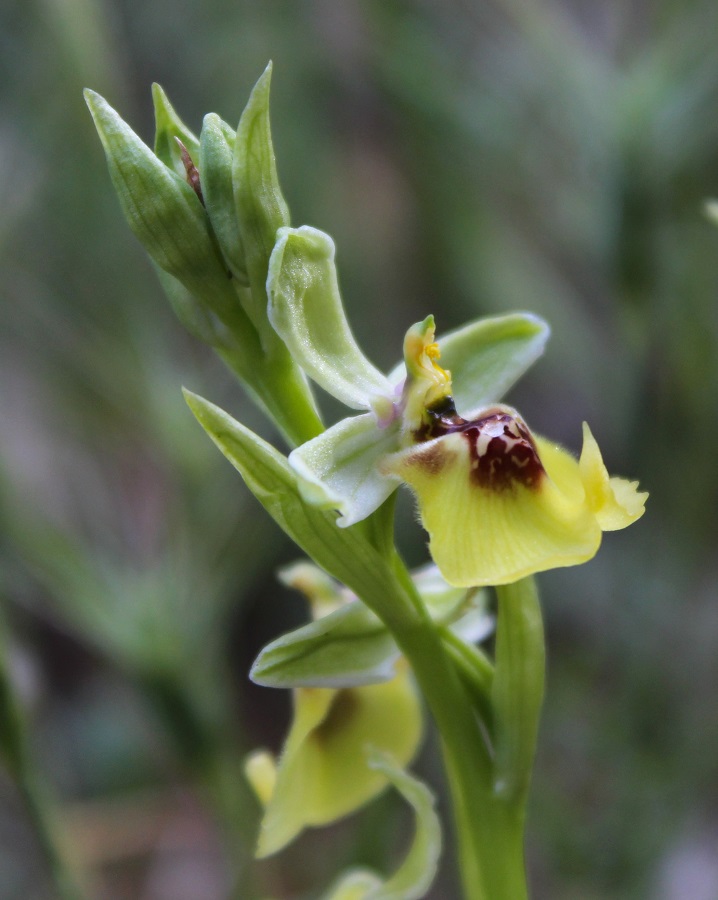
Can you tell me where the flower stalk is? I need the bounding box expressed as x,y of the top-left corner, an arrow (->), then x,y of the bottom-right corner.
86,67 -> 647,899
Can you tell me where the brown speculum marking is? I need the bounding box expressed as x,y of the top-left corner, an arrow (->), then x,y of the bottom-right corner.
415,398 -> 545,491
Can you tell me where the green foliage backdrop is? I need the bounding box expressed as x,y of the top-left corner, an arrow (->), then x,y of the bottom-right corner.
2,1 -> 718,897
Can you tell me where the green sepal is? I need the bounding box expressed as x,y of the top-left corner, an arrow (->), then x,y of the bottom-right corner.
388,312 -> 550,417
200,113 -> 249,284
250,565 -> 486,690
152,82 -> 200,176
183,391 -> 414,619
323,750 -> 442,900
233,62 -> 290,341
250,601 -> 399,689
268,226 -> 394,414
84,89 -> 240,323
492,576 -> 545,807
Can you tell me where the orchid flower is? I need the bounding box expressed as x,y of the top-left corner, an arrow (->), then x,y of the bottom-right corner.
268,226 -> 648,588
87,68 -> 651,899
244,559 -> 491,858
243,561 -> 427,858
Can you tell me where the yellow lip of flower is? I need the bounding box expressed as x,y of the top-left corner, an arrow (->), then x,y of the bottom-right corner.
382,406 -> 648,588
244,661 -> 422,858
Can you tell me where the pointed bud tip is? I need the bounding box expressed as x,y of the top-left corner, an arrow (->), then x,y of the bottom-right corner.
182,387 -> 202,414
253,60 -> 274,96
83,87 -> 103,111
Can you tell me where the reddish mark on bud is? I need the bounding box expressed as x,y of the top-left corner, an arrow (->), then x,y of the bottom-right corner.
175,138 -> 204,205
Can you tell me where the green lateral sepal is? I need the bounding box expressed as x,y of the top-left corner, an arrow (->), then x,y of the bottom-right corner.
387,312 -> 551,418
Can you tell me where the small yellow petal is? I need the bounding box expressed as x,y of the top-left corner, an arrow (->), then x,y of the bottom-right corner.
579,423 -> 648,531
244,750 -> 278,807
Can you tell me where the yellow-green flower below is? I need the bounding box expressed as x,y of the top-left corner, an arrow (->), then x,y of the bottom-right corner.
244,661 -> 422,858
383,410 -> 647,588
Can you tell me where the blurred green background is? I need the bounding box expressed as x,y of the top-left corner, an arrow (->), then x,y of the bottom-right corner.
2,1 -> 718,897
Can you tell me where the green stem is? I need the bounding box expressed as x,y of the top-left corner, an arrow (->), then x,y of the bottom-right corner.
366,555 -> 531,900
218,342 -> 324,449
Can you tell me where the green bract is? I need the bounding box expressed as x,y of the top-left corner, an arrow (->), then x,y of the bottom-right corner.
251,562 -> 490,689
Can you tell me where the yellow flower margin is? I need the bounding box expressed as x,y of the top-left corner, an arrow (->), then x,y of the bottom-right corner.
383,418 -> 647,588
245,662 -> 421,858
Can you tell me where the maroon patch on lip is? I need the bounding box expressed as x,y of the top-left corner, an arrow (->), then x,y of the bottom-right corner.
412,442 -> 447,476
416,402 -> 544,491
